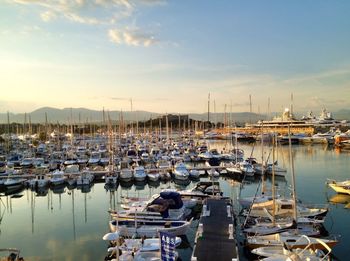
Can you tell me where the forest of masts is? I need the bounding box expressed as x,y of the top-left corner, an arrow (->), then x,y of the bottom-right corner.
0,110 -> 234,138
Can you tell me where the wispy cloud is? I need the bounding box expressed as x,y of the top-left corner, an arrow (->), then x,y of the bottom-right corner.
110,97 -> 168,102
8,0 -> 164,47
110,97 -> 130,101
108,27 -> 156,47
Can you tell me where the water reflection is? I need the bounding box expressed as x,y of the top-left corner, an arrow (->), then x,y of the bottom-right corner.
0,141 -> 350,260
328,194 -> 350,208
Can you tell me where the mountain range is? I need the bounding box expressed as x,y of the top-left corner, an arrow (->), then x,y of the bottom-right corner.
0,107 -> 349,124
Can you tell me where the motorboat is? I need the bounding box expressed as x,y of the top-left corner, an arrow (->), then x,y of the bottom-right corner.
49,170 -> 67,186
88,151 -> 101,165
173,162 -> 189,180
112,191 -> 191,221
77,170 -> 94,186
103,232 -> 180,261
224,162 -> 243,175
109,191 -> 192,237
3,176 -> 26,190
0,248 -> 24,261
238,161 -> 255,176
326,179 -> 350,195
147,171 -> 160,182
189,169 -> 200,179
27,173 -> 49,188
133,166 -> 147,182
119,160 -> 133,182
109,218 -> 192,238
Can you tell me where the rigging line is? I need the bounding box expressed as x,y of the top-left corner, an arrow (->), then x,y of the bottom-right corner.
242,178 -> 262,228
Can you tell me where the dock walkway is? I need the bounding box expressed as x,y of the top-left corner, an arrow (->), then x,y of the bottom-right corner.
192,197 -> 238,261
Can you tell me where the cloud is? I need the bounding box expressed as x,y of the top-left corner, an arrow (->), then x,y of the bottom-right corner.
11,0 -> 163,25
40,10 -> 57,22
108,28 -> 157,47
9,0 -> 163,47
110,97 -> 129,100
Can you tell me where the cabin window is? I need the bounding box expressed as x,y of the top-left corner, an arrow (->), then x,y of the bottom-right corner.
286,239 -> 296,242
281,204 -> 293,209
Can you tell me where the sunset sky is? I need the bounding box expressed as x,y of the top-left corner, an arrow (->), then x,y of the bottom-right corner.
1,0 -> 350,114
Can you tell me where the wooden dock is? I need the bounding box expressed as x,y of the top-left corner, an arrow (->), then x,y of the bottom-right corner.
191,197 -> 238,261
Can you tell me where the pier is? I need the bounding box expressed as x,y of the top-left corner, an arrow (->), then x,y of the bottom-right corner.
191,197 -> 238,261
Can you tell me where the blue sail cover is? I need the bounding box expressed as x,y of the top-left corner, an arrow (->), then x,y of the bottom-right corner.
160,191 -> 183,209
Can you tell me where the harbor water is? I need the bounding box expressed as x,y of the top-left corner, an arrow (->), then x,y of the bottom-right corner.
1,141 -> 349,260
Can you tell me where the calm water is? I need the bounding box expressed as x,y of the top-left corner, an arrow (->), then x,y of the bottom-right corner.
0,141 -> 349,260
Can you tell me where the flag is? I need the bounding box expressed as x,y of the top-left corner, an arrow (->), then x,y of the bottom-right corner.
159,231 -> 176,261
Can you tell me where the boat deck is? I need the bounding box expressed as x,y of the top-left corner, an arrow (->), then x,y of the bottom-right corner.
192,197 -> 238,261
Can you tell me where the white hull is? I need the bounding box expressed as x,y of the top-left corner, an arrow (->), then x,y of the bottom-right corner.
327,179 -> 350,195
109,220 -> 191,237
147,173 -> 160,182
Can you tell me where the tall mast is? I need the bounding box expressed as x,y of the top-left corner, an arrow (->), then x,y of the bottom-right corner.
214,99 -> 216,128
207,93 -> 210,123
249,94 -> 252,124
272,133 -> 276,225
290,93 -> 294,117
24,112 -> 27,135
70,108 -> 73,146
130,98 -> 133,135
261,122 -> 265,194
6,111 -> 10,153
224,104 -> 227,129
166,114 -> 169,144
267,97 -> 270,121
288,124 -> 298,221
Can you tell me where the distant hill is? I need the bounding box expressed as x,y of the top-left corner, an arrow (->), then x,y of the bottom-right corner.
1,107 -> 348,124
333,109 -> 350,120
189,112 -> 266,125
0,107 -> 161,124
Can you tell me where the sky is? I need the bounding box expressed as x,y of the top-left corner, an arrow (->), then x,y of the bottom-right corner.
1,0 -> 350,114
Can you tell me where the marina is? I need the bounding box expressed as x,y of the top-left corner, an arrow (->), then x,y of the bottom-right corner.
2,1 -> 350,260
0,133 -> 349,260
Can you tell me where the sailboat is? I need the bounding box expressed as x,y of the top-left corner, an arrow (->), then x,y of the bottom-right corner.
246,232 -> 338,251
246,128 -> 335,250
243,135 -> 296,236
251,235 -> 332,260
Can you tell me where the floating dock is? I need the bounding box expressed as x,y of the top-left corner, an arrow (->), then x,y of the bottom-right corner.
191,197 -> 239,261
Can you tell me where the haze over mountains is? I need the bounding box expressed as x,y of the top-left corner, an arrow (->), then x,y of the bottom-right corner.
0,107 -> 349,124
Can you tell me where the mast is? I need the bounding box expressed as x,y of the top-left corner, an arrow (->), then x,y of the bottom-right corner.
261,122 -> 265,194
290,93 -> 294,117
70,108 -> 73,146
45,112 -> 48,141
214,99 -> 216,128
288,124 -> 298,221
130,98 -> 133,135
249,94 -> 252,124
207,93 -> 210,123
150,114 -> 153,134
272,133 -> 276,226
6,111 -> 10,153
267,97 -> 271,121
166,114 -> 169,144
224,104 -> 227,129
